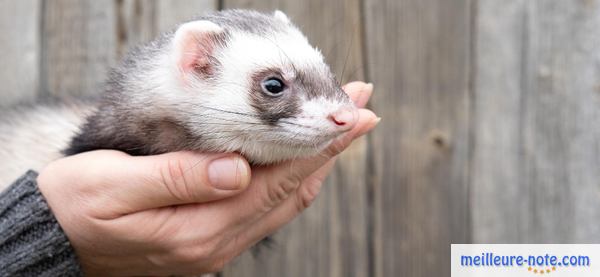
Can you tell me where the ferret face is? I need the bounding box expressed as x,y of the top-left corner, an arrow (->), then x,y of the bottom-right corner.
169,10 -> 357,164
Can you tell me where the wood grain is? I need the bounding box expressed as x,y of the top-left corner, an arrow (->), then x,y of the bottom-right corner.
2,0 -> 600,276
116,0 -> 216,58
155,0 -> 217,32
0,0 -> 41,106
363,0 -> 472,276
470,0 -> 530,243
41,0 -> 217,98
116,0 -> 157,58
472,0 -> 600,243
221,1 -> 368,277
41,0 -> 118,98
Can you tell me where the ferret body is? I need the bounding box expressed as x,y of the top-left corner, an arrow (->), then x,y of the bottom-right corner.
0,10 -> 356,188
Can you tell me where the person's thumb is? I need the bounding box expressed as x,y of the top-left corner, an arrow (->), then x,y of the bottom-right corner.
100,151 -> 251,216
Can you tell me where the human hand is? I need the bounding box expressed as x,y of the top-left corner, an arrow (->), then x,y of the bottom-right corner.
37,82 -> 378,276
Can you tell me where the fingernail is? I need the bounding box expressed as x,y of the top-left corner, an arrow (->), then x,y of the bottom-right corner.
355,83 -> 373,108
369,117 -> 382,130
208,156 -> 249,190
373,117 -> 382,125
357,117 -> 381,137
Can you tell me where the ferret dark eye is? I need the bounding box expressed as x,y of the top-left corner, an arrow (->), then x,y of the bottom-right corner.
261,78 -> 285,96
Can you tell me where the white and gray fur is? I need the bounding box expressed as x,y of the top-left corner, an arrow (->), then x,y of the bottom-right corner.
0,10 -> 355,189
0,102 -> 94,187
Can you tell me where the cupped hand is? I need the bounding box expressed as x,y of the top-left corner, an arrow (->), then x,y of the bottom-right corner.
37,82 -> 378,276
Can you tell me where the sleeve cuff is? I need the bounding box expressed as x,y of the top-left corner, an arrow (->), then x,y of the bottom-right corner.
0,170 -> 82,276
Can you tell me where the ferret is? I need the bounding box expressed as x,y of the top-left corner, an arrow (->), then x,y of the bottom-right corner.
0,10 -> 357,189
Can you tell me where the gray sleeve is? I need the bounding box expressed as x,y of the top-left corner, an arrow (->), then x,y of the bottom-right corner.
0,170 -> 82,277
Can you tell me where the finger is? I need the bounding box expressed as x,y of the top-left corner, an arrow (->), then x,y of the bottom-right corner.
208,108 -> 378,229
226,83 -> 374,222
343,82 -> 373,108
219,159 -> 337,255
272,108 -> 379,183
342,81 -> 366,103
92,151 -> 251,217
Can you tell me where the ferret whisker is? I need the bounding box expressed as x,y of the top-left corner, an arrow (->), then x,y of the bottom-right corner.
343,18 -> 364,84
277,120 -> 322,131
312,12 -> 350,84
195,106 -> 323,130
344,65 -> 363,83
200,112 -> 260,122
200,117 -> 260,125
316,149 -> 330,160
194,105 -> 261,118
184,99 -> 325,131
263,36 -> 298,73
194,115 -> 261,125
179,155 -> 216,184
288,144 -> 306,173
339,32 -> 353,85
46,10 -> 359,178
204,81 -> 249,90
189,122 -> 259,126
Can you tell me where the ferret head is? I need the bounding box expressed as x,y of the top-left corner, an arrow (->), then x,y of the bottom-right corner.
155,10 -> 357,164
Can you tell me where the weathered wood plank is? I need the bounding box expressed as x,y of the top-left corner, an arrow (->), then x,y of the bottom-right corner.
472,0 -> 600,243
155,0 -> 217,32
116,0 -> 216,59
41,0 -> 118,98
41,0 -> 217,98
116,0 -> 157,58
470,0 -> 530,243
3,1 -> 599,276
363,0 -> 472,276
0,0 -> 41,106
221,1 -> 368,277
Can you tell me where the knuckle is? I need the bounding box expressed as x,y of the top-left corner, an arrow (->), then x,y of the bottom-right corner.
206,256 -> 229,273
325,139 -> 346,157
294,193 -> 310,212
263,178 -> 300,209
172,245 -> 213,264
172,249 -> 198,264
295,181 -> 322,212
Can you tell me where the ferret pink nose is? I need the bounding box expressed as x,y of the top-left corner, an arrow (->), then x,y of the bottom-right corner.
329,107 -> 357,131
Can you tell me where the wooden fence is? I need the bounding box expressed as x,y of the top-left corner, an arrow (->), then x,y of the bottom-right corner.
1,0 -> 599,276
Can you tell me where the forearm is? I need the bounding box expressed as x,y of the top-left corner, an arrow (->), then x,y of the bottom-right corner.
0,171 -> 82,277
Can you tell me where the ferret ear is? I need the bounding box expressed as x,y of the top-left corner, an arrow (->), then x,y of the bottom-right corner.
273,10 -> 291,24
172,20 -> 225,76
